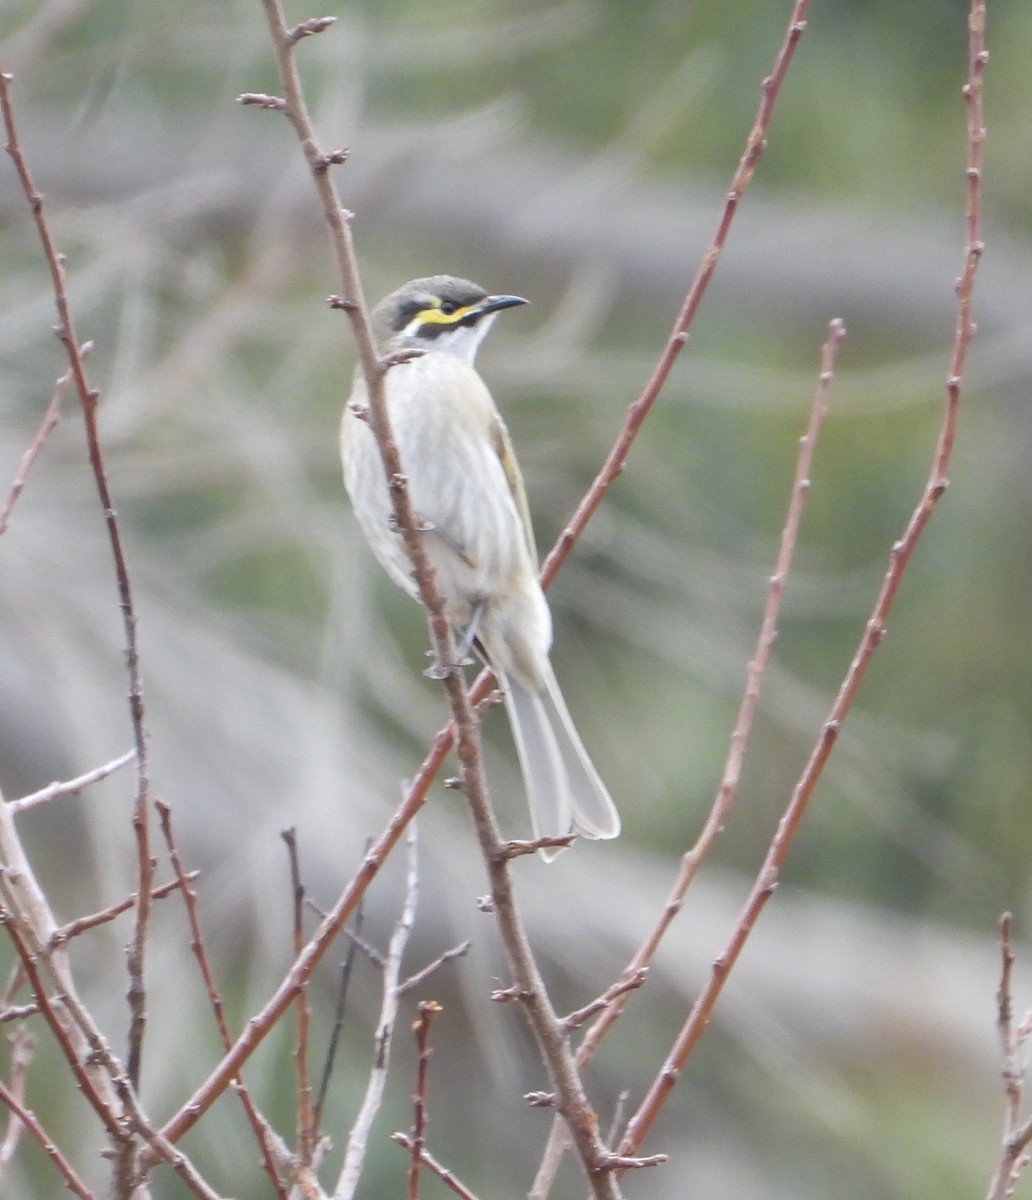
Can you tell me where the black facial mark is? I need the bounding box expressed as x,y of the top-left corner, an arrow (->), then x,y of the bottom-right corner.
394,298 -> 426,330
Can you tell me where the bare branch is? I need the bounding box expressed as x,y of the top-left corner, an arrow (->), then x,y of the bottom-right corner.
157,802 -> 288,1200
997,914 -> 1021,1130
0,70 -> 153,1096
0,1006 -> 39,1025
337,927 -> 384,971
0,1027 -> 35,1178
396,941 -> 472,999
144,770 -> 437,1161
407,1000 -> 442,1200
52,873 -> 197,947
391,1135 -> 483,1200
0,1038 -> 97,1199
561,970 -> 648,1033
281,827 -> 321,1174
536,0 -> 811,594
237,91 -> 287,110
9,750 -> 136,815
242,8 -> 624,1195
0,357 -> 75,538
0,906 -> 126,1143
618,0 -> 987,1163
314,844 -> 368,1124
986,911 -> 1032,1200
287,16 -> 336,44
334,827 -> 419,1200
532,312 -> 842,1194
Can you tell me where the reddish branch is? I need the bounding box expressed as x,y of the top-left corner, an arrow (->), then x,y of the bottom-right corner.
2,899 -> 220,1198
0,1041 -> 96,1200
149,2 -> 814,1188
407,1000 -> 441,1200
391,1135 -> 483,1200
0,72 -> 153,1095
52,873 -> 197,946
230,6 -> 634,1196
617,0 -> 987,1164
371,0 -> 815,791
0,911 -> 125,1143
539,0 -> 811,591
0,358 -> 72,537
157,802 -> 288,1200
531,316 -> 842,1194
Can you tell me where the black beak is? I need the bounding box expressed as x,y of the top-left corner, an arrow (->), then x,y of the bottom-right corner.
477,294 -> 529,316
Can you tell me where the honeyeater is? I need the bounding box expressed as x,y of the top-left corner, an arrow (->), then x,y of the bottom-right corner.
341,275 -> 619,858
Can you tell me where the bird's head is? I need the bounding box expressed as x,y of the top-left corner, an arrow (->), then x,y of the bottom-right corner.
371,275 -> 527,363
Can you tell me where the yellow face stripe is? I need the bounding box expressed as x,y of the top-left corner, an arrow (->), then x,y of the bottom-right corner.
411,302 -> 479,328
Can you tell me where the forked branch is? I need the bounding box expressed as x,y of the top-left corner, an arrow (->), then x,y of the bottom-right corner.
617,0 -> 987,1164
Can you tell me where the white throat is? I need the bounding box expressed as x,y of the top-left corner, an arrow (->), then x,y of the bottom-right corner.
410,313 -> 498,364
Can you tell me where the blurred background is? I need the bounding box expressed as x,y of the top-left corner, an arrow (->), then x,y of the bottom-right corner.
1,0 -> 1031,1197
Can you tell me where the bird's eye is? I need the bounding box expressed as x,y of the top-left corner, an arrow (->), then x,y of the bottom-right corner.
438,299 -> 457,316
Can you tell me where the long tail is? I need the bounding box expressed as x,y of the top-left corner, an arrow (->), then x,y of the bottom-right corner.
500,662 -> 620,861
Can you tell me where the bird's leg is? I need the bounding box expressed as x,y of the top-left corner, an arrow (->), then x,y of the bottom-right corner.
454,599 -> 485,665
392,510 -> 479,678
423,600 -> 484,680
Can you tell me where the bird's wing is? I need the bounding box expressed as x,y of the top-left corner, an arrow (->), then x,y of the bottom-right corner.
490,414 -> 538,571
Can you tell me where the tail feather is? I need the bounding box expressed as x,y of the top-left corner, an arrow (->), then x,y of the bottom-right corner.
539,661 -> 620,841
501,664 -> 620,860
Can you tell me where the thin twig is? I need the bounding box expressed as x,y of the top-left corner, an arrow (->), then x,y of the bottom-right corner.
156,802 -> 288,1200
314,842 -> 368,1125
2,780 -> 224,1199
390,1135 -> 483,1200
561,970 -> 649,1033
0,1006 -> 39,1025
145,786 -> 430,1162
340,926 -> 384,970
537,0 -> 810,594
242,9 -> 624,1197
5,909 -> 220,1199
361,2 -> 817,867
0,794 -> 126,1143
282,828 -> 317,1169
603,1091 -> 630,1156
0,1074 -> 96,1200
237,91 -> 287,110
618,1 -> 987,1163
0,358 -> 75,538
0,1026 -> 35,1176
9,750 -> 136,815
396,941 -> 472,999
532,315 -> 842,1196
0,790 -> 217,1198
0,71 -> 152,1096
287,16 -> 336,44
985,912 -> 1032,1200
334,827 -> 420,1200
0,907 -> 126,1143
998,914 -> 1021,1132
407,1000 -> 441,1200
51,873 -> 197,947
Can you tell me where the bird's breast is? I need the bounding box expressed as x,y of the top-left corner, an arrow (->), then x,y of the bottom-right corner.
345,352 -> 533,604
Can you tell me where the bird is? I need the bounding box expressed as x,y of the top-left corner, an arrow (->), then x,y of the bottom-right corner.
340,274 -> 620,858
